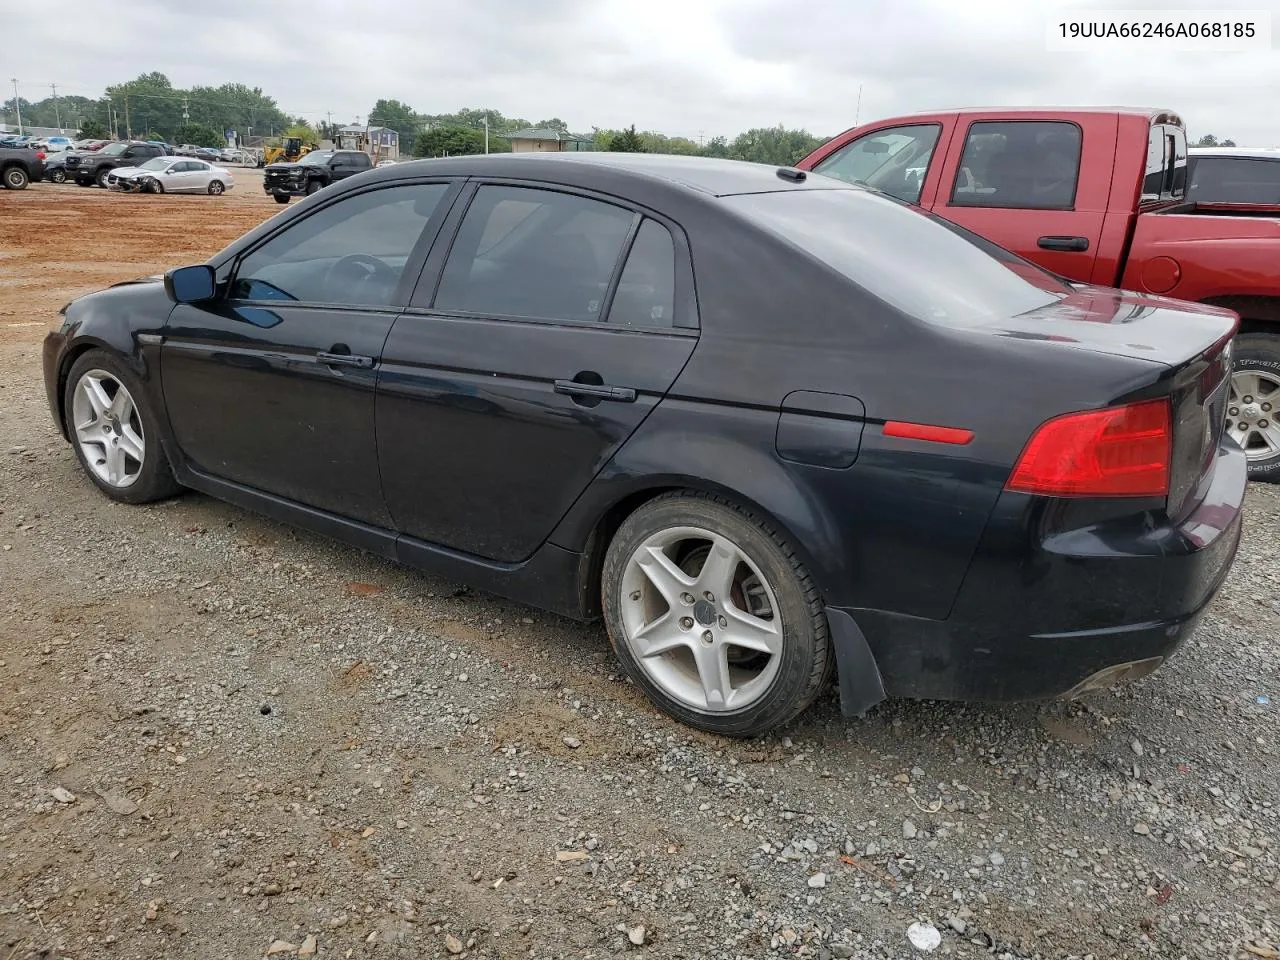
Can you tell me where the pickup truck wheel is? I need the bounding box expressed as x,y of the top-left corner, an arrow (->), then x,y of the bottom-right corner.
1229,334 -> 1280,483
273,194 -> 290,204
2,165 -> 29,190
305,180 -> 322,195
95,168 -> 111,189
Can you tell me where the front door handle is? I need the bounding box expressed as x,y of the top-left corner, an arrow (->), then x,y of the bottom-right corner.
554,379 -> 637,403
317,350 -> 375,369
1037,235 -> 1089,252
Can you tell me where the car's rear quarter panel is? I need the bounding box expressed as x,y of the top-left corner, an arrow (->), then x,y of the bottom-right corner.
565,203 -> 1178,624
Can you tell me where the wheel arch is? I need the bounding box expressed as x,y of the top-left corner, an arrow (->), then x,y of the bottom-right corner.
1199,295 -> 1280,338
554,467 -> 843,620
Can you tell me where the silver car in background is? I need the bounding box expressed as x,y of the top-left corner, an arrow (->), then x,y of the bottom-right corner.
106,156 -> 235,195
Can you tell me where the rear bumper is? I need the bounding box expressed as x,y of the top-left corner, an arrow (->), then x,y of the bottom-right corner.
844,440 -> 1246,703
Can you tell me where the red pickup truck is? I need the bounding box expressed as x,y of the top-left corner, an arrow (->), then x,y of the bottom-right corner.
797,108 -> 1280,482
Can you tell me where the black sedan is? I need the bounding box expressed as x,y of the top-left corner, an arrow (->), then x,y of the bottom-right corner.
42,153 -> 1246,737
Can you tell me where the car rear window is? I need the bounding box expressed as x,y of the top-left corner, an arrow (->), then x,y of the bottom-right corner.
721,187 -> 1070,327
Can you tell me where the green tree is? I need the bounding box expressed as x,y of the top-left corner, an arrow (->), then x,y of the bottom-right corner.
368,98 -> 421,149
174,122 -> 224,147
535,117 -> 569,134
77,118 -> 108,139
728,125 -> 823,166
701,135 -> 730,159
284,121 -> 320,144
607,124 -> 645,152
1195,134 -> 1218,146
413,124 -> 489,157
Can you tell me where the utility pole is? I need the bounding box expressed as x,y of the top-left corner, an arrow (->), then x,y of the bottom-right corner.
124,90 -> 131,139
483,114 -> 489,154
51,83 -> 61,130
10,79 -> 21,135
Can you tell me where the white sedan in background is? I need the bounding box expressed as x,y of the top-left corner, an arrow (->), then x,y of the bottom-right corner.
107,157 -> 235,195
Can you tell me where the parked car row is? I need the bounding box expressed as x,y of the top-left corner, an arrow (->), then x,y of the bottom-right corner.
30,140 -> 236,195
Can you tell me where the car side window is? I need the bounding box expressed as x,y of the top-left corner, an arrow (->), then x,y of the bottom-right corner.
813,124 -> 941,204
434,185 -> 637,323
232,183 -> 452,307
949,120 -> 1082,210
608,219 -> 676,328
192,161 -> 209,172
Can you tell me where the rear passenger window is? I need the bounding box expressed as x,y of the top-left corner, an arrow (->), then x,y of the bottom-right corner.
609,219 -> 676,327
949,121 -> 1082,210
435,185 -> 636,323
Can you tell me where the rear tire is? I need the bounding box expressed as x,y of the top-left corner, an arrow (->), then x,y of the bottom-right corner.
207,180 -> 224,196
2,165 -> 29,190
1230,333 -> 1280,483
601,492 -> 833,737
273,193 -> 290,204
63,350 -> 182,504
305,180 -> 321,195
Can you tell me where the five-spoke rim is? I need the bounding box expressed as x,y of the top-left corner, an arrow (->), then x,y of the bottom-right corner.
619,526 -> 783,713
1227,369 -> 1280,462
71,369 -> 145,488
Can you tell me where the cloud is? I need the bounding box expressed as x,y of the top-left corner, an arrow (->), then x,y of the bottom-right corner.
6,0 -> 1279,143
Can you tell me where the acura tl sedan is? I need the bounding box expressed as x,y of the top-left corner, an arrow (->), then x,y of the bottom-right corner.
107,156 -> 234,195
42,153 -> 1245,737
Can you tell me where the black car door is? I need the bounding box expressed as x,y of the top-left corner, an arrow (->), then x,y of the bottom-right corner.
161,179 -> 461,526
376,182 -> 698,563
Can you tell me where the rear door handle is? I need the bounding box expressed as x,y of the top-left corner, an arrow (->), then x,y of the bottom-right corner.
1037,235 -> 1089,252
317,350 -> 375,369
553,379 -> 637,403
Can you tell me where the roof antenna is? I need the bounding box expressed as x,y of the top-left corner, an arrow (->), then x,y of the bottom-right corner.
855,83 -> 863,126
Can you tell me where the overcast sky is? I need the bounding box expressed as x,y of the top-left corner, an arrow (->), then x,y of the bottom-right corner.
7,0 -> 1279,143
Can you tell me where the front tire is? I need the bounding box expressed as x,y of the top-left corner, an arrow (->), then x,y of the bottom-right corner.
601,492 -> 832,737
63,350 -> 182,504
148,177 -> 164,194
273,193 -> 290,204
1229,333 -> 1280,483
305,180 -> 321,195
2,166 -> 29,189
95,168 -> 111,188
50,168 -> 66,183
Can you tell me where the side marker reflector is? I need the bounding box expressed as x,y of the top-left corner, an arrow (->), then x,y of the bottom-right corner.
883,421 -> 974,445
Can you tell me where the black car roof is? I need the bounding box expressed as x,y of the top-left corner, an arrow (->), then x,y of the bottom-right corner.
375,152 -> 852,198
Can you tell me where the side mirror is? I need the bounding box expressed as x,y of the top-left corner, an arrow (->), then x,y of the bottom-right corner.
164,264 -> 216,304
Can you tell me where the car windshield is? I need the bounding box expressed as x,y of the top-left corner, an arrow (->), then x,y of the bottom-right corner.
721,186 -> 1071,327
298,151 -> 332,166
139,158 -> 171,171
100,143 -> 129,157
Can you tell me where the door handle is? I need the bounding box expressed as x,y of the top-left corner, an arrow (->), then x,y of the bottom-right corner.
317,350 -> 375,369
1037,235 -> 1089,252
553,379 -> 637,403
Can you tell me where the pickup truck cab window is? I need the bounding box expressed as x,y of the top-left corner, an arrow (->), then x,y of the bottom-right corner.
812,124 -> 941,204
1143,123 -> 1187,202
949,120 -> 1082,210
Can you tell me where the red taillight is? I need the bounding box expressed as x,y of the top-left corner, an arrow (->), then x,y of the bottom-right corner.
37,151 -> 46,160
1005,399 -> 1171,498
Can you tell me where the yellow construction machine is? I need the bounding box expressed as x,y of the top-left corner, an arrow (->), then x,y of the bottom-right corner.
261,136 -> 314,166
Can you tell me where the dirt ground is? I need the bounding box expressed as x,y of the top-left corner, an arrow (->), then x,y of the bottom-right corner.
1,181 -> 1278,960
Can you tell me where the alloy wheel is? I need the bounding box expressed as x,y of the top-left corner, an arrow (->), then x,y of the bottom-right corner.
1227,369 -> 1280,463
619,526 -> 783,713
71,369 -> 146,488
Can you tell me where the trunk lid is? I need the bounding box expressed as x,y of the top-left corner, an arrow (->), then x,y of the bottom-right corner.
982,285 -> 1237,518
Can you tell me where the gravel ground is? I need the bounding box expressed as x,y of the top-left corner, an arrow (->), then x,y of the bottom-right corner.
1,184 -> 1279,960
